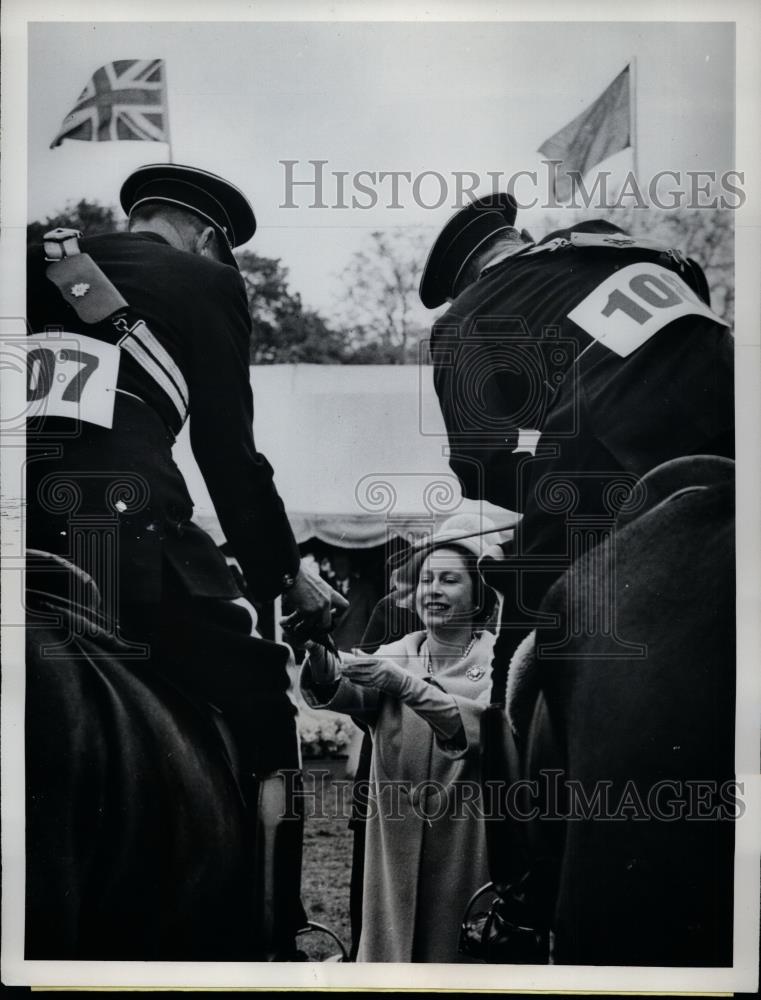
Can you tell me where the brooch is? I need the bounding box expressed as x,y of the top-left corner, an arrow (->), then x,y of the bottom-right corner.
70,283 -> 90,297
465,665 -> 484,682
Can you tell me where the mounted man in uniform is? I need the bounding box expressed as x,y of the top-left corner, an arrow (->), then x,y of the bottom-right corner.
419,192 -> 736,966
420,192 -> 734,684
25,162 -> 350,960
26,162 -> 347,775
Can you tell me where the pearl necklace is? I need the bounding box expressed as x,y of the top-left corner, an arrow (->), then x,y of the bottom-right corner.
423,633 -> 478,675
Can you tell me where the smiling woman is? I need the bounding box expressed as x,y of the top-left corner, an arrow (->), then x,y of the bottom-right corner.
415,547 -> 492,682
299,515 -> 500,963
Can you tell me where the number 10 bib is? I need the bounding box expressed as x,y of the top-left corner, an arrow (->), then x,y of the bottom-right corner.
567,262 -> 728,357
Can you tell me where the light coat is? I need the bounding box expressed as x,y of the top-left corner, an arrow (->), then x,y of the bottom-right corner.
301,629 -> 494,962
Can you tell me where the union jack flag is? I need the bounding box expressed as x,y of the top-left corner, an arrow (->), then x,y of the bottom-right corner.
50,59 -> 168,148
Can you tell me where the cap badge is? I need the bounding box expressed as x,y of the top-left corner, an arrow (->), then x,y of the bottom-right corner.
70,283 -> 90,298
466,665 -> 484,682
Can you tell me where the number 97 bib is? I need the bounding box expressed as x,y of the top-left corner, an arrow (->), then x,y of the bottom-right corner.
567,262 -> 728,357
25,332 -> 120,429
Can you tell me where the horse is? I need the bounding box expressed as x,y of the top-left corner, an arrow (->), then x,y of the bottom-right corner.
467,456 -> 736,966
24,551 -> 307,961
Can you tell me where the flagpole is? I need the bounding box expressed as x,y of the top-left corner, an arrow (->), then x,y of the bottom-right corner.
162,60 -> 173,163
629,57 -> 638,182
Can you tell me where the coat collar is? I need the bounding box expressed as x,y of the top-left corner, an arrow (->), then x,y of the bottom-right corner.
397,629 -> 494,682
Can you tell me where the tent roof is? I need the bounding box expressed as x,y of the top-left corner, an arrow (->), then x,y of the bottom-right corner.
174,364 -> 517,548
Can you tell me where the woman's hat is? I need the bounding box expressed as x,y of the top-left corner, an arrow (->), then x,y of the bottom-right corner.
392,513 -> 512,609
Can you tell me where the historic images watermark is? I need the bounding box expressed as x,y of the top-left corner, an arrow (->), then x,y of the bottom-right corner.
280,159 -> 746,211
281,769 -> 745,824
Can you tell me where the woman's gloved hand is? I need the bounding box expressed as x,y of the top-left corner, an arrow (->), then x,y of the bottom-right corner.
339,655 -> 411,698
340,655 -> 463,742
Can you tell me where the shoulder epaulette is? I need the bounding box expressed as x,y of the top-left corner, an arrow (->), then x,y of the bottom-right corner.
521,230 -> 688,268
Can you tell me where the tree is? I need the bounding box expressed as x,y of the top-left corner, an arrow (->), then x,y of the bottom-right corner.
335,230 -> 433,364
235,250 -> 353,364
27,199 -> 124,246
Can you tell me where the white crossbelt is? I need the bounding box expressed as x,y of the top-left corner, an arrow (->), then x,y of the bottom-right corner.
118,320 -> 189,427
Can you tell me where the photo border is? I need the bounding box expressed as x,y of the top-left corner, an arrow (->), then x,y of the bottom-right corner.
2,0 -> 759,991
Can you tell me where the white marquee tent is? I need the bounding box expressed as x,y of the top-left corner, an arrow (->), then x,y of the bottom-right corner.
174,364 -> 517,550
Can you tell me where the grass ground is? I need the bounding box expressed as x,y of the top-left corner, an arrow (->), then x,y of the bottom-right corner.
298,762 -> 355,961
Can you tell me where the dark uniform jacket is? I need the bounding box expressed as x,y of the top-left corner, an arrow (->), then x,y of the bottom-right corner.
26,231 -> 300,605
430,225 -> 734,591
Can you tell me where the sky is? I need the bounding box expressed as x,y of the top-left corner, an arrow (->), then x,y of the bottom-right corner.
27,20 -> 735,317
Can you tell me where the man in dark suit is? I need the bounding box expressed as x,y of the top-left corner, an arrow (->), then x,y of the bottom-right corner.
26,163 -> 345,770
420,193 -> 734,687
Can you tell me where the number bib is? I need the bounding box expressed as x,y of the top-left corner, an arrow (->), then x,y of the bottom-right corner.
25,332 -> 120,428
567,262 -> 728,357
